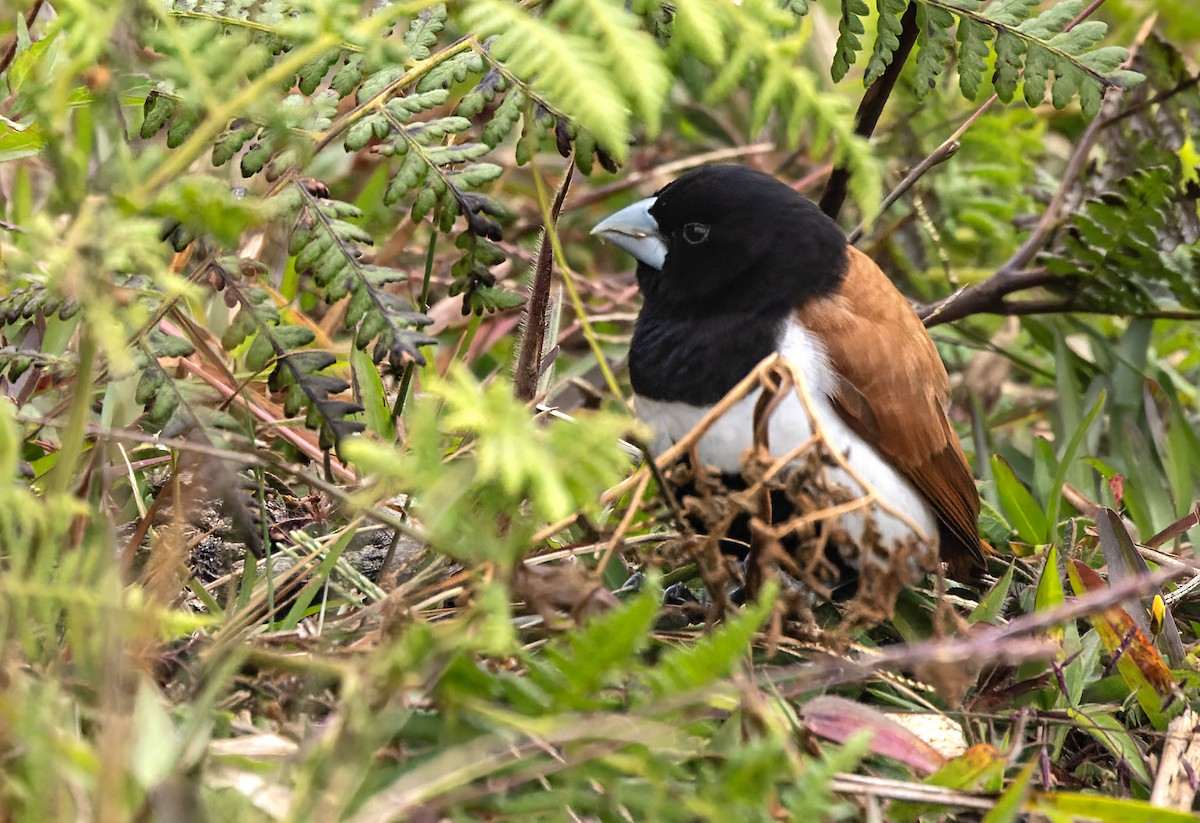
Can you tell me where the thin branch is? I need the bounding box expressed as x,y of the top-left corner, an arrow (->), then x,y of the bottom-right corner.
918,269 -> 1062,326
820,1 -> 921,220
971,299 -> 1200,321
767,559 -> 1193,696
829,774 -> 996,811
848,139 -> 960,244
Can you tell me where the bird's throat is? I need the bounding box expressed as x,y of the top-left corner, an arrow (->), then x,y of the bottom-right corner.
628,306 -> 787,406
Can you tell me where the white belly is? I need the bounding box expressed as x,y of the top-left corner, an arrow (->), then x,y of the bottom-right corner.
634,321 -> 937,549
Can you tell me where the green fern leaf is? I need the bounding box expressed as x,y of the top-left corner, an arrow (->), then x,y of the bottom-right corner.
553,0 -> 671,135
384,151 -> 430,205
415,50 -> 484,93
212,121 -> 259,167
1022,41 -> 1054,105
463,0 -> 639,160
985,0 -> 1039,26
932,0 -> 1139,113
165,107 -> 199,149
955,15 -> 993,99
344,116 -> 379,152
140,91 -> 175,139
1016,0 -> 1081,37
913,4 -> 955,98
832,0 -> 869,82
471,286 -> 526,312
455,69 -> 505,119
331,53 -> 363,97
297,49 -> 340,96
1052,63 -> 1084,110
357,66 -> 406,104
993,31 -> 1026,103
1045,167 -> 1200,312
481,88 -> 525,147
404,4 -> 446,61
290,187 -> 434,369
240,140 -> 272,176
670,0 -> 728,65
865,0 -> 908,85
411,187 -> 438,221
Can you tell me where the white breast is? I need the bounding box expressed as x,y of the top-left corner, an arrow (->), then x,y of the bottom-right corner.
634,320 -> 938,549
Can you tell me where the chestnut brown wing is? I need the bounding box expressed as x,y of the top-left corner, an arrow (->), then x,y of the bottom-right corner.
797,247 -> 985,579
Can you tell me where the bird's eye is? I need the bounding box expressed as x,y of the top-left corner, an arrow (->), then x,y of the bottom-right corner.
682,222 -> 710,244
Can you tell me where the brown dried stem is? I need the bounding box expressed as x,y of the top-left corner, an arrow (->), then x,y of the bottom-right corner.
514,160 -> 574,402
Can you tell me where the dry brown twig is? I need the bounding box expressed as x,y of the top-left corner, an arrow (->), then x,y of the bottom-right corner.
764,557 -> 1194,697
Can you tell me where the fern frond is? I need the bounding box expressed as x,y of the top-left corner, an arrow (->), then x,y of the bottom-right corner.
133,333 -> 242,438
670,0 -> 728,65
1042,34 -> 1200,313
933,0 -> 1140,116
674,0 -> 883,212
865,0 -> 910,85
913,4 -> 956,98
0,284 -> 78,325
1045,168 -> 1200,311
824,0 -> 1141,116
462,0 -> 671,161
345,86 -> 506,239
289,185 -> 436,371
832,0 -> 870,83
448,232 -> 523,316
552,0 -> 672,136
404,4 -> 446,61
214,260 -> 366,450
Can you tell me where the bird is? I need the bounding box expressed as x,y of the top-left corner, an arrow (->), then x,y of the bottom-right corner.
591,164 -> 985,612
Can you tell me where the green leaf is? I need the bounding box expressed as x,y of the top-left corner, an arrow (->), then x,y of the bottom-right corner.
982,757 -> 1037,823
404,4 -> 447,61
913,4 -> 955,98
351,346 -> 395,440
131,679 -> 180,788
139,91 -> 175,139
993,31 -> 1025,102
469,285 -> 525,313
978,498 -> 1016,546
671,0 -> 728,64
464,0 -> 662,161
650,581 -> 776,695
1032,794 -> 1199,822
970,560 -> 1015,624
1064,707 -> 1152,787
533,584 -> 659,708
1034,544 -> 1065,638
1044,389 -> 1105,538
832,0 -> 870,82
991,455 -> 1048,545
865,0 -> 908,85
